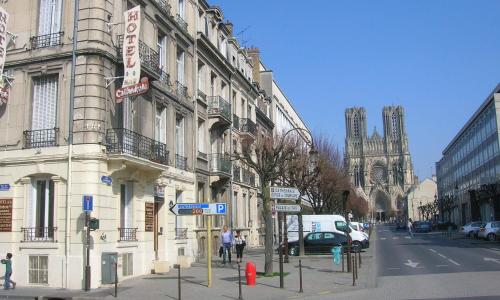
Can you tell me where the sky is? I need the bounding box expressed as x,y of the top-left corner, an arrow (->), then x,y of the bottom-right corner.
215,0 -> 500,181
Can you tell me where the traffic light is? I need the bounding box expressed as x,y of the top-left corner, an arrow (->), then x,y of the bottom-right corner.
89,218 -> 99,231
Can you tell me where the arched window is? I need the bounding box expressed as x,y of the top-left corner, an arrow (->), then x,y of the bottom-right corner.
393,162 -> 399,185
391,112 -> 399,140
353,113 -> 360,138
354,165 -> 359,186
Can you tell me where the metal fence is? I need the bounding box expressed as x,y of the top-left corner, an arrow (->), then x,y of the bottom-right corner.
21,227 -> 57,242
175,228 -> 188,239
30,32 -> 64,49
23,128 -> 59,149
175,154 -> 188,170
118,228 -> 138,242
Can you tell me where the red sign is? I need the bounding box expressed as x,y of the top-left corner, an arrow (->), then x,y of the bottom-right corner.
0,199 -> 12,232
0,87 -> 8,105
116,77 -> 149,103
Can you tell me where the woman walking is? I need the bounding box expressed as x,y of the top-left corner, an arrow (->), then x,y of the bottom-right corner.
234,230 -> 246,263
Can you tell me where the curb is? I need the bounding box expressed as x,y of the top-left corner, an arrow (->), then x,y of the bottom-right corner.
366,224 -> 377,289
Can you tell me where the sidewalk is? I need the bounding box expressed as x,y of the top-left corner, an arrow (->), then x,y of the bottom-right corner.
0,234 -> 376,300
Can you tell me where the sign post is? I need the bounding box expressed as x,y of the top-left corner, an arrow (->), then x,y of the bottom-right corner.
169,202 -> 226,288
83,195 -> 93,291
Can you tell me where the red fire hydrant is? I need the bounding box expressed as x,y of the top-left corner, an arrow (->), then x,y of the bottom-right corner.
245,261 -> 256,286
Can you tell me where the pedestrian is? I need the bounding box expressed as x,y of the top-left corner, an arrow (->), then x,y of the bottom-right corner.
234,230 -> 246,263
407,218 -> 414,238
1,253 -> 16,290
221,225 -> 232,264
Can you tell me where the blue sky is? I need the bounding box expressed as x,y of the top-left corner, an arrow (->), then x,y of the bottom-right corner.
215,0 -> 500,181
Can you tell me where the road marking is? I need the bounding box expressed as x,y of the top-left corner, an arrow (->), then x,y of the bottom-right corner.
318,291 -> 331,295
438,253 -> 447,259
393,237 -> 399,240
404,259 -> 419,268
404,236 -> 411,239
448,259 -> 460,266
380,237 -> 387,240
484,257 -> 500,264
429,249 -> 437,253
436,264 -> 448,267
387,267 -> 400,270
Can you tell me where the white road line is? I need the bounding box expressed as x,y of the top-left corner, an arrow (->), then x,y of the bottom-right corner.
393,237 -> 399,240
404,236 -> 411,239
436,264 -> 448,267
438,253 -> 447,259
429,249 -> 437,253
448,259 -> 460,266
387,267 -> 400,270
380,237 -> 387,240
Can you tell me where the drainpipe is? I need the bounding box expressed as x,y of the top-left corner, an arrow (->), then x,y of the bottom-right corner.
65,0 -> 79,289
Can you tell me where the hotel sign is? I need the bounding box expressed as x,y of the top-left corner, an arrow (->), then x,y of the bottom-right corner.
0,199 -> 12,232
115,77 -> 149,103
0,87 -> 8,105
122,5 -> 141,88
0,7 -> 8,88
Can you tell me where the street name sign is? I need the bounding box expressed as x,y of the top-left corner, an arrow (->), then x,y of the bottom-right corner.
272,204 -> 302,213
100,176 -> 112,186
270,186 -> 300,200
0,184 -> 10,191
170,203 -> 227,216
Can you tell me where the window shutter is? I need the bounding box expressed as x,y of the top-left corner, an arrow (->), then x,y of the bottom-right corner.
32,75 -> 58,130
27,180 -> 37,227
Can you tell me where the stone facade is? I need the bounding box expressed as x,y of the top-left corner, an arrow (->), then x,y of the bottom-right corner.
345,106 -> 416,221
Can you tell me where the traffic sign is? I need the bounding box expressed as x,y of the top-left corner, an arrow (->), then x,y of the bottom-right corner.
271,204 -> 302,213
270,187 -> 300,200
169,203 -> 227,216
83,195 -> 93,212
101,176 -> 112,186
0,184 -> 10,191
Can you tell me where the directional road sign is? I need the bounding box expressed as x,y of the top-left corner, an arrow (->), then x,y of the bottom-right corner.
271,204 -> 302,213
169,203 -> 227,216
270,186 -> 300,200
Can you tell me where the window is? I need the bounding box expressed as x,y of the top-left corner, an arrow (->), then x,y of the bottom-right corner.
232,192 -> 238,227
178,0 -> 185,18
155,105 -> 166,144
120,183 -> 133,230
198,119 -> 205,153
176,115 -> 185,157
32,75 -> 58,130
198,63 -> 205,92
323,232 -> 335,239
157,33 -> 168,72
175,190 -> 184,237
176,48 -> 185,85
353,113 -> 360,138
306,233 -> 322,241
219,35 -> 227,57
392,112 -> 399,140
197,183 -> 205,227
122,253 -> 133,276
38,0 -> 62,35
29,255 -> 48,284
28,179 -> 55,238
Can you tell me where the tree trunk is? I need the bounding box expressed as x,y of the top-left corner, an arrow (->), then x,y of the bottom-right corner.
298,212 -> 305,256
263,185 -> 274,276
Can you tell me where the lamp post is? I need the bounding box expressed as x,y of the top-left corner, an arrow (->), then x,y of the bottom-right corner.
419,201 -> 422,221
280,127 -> 318,259
342,190 -> 351,272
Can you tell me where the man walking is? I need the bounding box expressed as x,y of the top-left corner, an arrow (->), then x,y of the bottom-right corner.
1,253 -> 16,290
221,225 -> 232,264
407,218 -> 414,238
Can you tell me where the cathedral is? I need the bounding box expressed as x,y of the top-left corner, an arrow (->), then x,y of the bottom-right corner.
345,106 -> 416,221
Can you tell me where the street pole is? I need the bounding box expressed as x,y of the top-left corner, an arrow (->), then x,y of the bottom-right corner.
278,211 -> 284,288
207,215 -> 212,288
342,190 -> 351,273
284,212 -> 289,263
85,211 -> 91,291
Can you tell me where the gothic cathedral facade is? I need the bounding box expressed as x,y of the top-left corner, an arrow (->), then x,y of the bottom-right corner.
345,106 -> 416,221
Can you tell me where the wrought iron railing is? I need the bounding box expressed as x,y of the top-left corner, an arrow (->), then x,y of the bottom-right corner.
106,128 -> 169,165
233,165 -> 241,182
240,118 -> 256,136
155,0 -> 171,15
175,227 -> 188,239
197,90 -> 207,102
209,153 -> 232,175
21,227 -> 57,242
175,154 -> 187,170
30,32 -> 64,49
117,35 -> 161,75
23,128 -> 59,149
176,81 -> 188,99
233,114 -> 240,130
198,151 -> 208,160
250,173 -> 256,187
208,96 -> 231,122
242,169 -> 256,186
118,228 -> 138,241
159,69 -> 170,86
176,14 -> 188,31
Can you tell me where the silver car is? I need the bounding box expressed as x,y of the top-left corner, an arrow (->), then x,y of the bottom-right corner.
477,221 -> 500,241
460,221 -> 484,238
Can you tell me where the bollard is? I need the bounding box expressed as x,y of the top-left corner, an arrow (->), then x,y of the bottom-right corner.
355,252 -> 358,280
299,259 -> 303,293
358,250 -> 362,268
174,264 -> 181,300
238,263 -> 243,300
114,261 -> 118,298
341,250 -> 345,272
352,256 -> 356,286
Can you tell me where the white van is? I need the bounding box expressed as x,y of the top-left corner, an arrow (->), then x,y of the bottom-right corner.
287,215 -> 369,249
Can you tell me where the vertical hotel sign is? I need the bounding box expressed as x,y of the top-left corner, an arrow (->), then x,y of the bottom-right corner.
0,7 -> 9,105
122,5 -> 141,88
0,199 -> 12,232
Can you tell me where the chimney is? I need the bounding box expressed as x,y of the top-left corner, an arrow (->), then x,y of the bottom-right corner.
247,47 -> 261,84
225,21 -> 233,36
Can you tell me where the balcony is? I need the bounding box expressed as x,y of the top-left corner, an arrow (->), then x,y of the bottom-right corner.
117,35 -> 161,78
159,69 -> 170,87
176,14 -> 188,32
176,81 -> 188,100
240,118 -> 256,140
154,0 -> 171,16
233,165 -> 241,182
23,128 -> 59,149
175,227 -> 188,240
30,32 -> 64,50
175,154 -> 188,170
197,89 -> 207,103
233,114 -> 240,130
21,227 -> 57,242
106,128 -> 169,165
209,153 -> 232,177
208,96 -> 231,127
118,228 -> 138,242
242,169 -> 256,187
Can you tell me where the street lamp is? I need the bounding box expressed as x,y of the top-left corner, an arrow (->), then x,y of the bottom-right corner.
342,190 -> 352,272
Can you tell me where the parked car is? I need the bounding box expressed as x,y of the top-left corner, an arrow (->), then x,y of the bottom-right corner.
460,222 -> 485,238
414,221 -> 432,233
433,221 -> 458,231
477,221 -> 500,241
350,222 -> 369,239
287,231 -> 368,256
396,221 -> 407,230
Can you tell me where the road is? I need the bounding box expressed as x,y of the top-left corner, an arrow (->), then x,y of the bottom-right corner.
306,223 -> 500,300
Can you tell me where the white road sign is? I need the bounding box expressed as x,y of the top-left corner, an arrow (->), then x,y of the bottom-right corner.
272,204 -> 302,213
270,186 -> 300,200
169,203 -> 227,216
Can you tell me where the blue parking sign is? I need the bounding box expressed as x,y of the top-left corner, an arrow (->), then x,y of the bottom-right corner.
83,195 -> 93,212
216,203 -> 226,214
